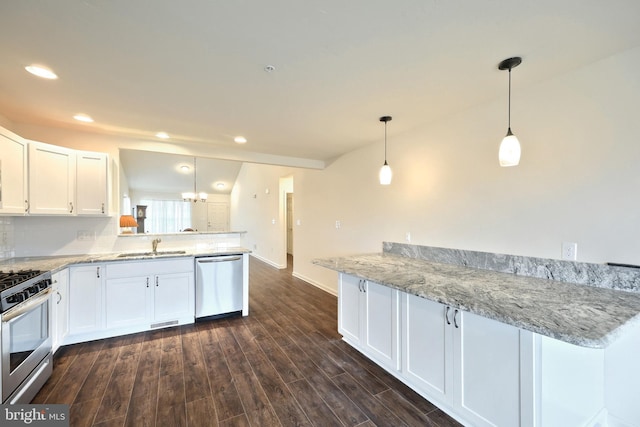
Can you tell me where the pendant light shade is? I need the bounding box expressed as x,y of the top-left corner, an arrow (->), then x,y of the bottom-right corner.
498,57 -> 522,167
379,116 -> 392,185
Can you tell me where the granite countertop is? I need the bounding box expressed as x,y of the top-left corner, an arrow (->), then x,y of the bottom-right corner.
313,253 -> 640,349
0,247 -> 251,274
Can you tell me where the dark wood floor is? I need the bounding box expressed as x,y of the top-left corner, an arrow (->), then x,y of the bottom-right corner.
33,256 -> 462,427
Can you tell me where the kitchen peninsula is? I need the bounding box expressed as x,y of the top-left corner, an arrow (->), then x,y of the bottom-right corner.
314,242 -> 640,427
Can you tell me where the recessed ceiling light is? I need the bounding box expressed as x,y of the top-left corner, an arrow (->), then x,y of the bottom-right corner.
264,65 -> 276,73
156,132 -> 170,139
216,182 -> 225,189
25,64 -> 58,80
234,136 -> 247,144
73,113 -> 94,123
180,165 -> 190,172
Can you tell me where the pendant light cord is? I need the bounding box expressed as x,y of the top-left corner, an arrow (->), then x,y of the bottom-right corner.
508,67 -> 512,129
384,121 -> 388,164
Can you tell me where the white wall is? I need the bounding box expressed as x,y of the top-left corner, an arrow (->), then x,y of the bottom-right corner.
231,46 -> 640,294
230,163 -> 296,268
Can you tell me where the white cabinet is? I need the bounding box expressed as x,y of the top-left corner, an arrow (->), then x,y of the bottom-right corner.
104,258 -> 194,333
28,140 -> 75,215
68,264 -> 104,336
51,268 -> 69,353
402,293 -> 530,427
401,294 -> 528,426
0,126 -> 28,214
153,272 -> 193,323
402,294 -> 452,404
76,151 -> 108,216
454,309 -> 525,427
104,275 -> 149,329
338,274 -> 400,371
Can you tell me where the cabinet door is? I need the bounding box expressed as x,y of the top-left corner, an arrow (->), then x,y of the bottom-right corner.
0,127 -> 28,214
105,276 -> 150,329
28,141 -> 75,215
403,294 -> 453,405
338,274 -> 362,345
52,268 -> 69,353
69,265 -> 103,335
153,272 -> 193,323
76,151 -> 108,215
454,310 -> 523,427
363,280 -> 400,371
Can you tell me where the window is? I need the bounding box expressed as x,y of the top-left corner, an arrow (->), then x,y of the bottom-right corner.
140,199 -> 191,233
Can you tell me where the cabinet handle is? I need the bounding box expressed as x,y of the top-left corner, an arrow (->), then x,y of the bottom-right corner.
155,277 -> 159,287
69,202 -> 74,213
101,203 -> 105,214
453,309 -> 459,329
56,291 -> 62,304
146,277 -> 149,288
96,266 -> 100,278
445,306 -> 451,325
25,200 -> 29,212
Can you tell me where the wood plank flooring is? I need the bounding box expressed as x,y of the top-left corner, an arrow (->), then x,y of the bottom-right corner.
33,256 -> 462,427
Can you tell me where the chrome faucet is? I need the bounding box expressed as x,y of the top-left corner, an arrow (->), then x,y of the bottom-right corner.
152,238 -> 161,254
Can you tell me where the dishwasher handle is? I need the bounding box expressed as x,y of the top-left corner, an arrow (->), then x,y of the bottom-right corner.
197,256 -> 242,263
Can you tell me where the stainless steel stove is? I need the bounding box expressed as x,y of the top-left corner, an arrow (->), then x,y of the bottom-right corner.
0,270 -> 52,312
0,269 -> 53,403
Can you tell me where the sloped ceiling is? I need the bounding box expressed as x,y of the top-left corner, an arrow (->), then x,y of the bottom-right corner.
1,1 -> 639,167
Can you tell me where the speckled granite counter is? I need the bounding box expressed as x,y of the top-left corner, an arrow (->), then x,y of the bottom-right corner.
313,252 -> 640,348
0,247 -> 251,274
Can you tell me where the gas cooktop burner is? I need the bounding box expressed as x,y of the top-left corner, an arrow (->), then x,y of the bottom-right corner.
0,270 -> 44,290
0,269 -> 52,313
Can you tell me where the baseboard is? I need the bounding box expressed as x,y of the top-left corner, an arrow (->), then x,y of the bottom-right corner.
249,253 -> 285,269
292,271 -> 337,296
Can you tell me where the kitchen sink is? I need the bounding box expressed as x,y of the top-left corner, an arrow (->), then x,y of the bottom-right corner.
117,250 -> 187,257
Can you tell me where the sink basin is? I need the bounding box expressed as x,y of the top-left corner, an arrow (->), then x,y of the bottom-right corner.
117,250 -> 187,258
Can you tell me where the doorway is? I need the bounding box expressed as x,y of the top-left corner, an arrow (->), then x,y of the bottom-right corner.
286,192 -> 293,271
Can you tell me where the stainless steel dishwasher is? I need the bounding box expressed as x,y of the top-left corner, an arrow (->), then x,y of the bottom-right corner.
195,255 -> 243,319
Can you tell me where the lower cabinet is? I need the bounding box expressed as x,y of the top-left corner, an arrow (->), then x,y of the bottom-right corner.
338,273 -> 531,427
66,258 -> 194,345
339,274 -> 400,371
105,258 -> 194,332
68,264 -> 104,337
51,268 -> 69,353
402,293 -> 527,427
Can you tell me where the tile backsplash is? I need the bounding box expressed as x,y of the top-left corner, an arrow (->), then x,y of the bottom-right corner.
10,215 -> 245,258
0,217 -> 15,260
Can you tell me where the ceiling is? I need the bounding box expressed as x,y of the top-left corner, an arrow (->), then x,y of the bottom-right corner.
1,1 -> 639,166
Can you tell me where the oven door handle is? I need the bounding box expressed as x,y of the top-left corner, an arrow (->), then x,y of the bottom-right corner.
2,288 -> 52,323
197,256 -> 242,263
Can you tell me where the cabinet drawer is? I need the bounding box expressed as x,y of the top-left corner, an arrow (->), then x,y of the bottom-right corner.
106,258 -> 193,278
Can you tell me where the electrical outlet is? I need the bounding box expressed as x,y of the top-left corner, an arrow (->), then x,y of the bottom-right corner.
405,232 -> 411,242
562,242 -> 577,261
335,220 -> 341,229
296,219 -> 301,226
271,218 -> 276,225
77,230 -> 95,241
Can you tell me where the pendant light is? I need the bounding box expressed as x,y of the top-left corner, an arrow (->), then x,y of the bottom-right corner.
182,157 -> 208,202
379,116 -> 393,185
498,57 -> 522,167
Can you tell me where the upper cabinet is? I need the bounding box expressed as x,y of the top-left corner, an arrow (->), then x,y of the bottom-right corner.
0,127 -> 28,214
76,151 -> 108,215
28,140 -> 76,215
26,139 -> 109,216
